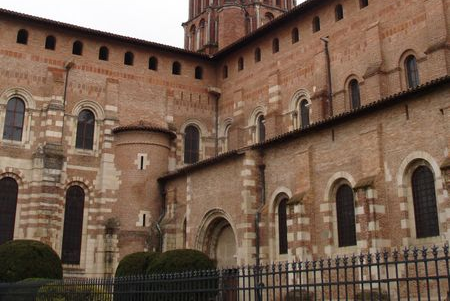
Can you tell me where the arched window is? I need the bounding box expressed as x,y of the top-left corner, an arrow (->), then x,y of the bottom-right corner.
173,61 -> 181,75
264,12 -> 274,24
238,57 -> 244,71
272,38 -> 279,53
278,197 -> 288,254
223,65 -> 228,79
72,41 -> 83,55
45,35 -> 56,50
291,28 -> 299,44
124,51 -> 134,66
405,55 -> 420,89
0,177 -> 18,245
16,29 -> 28,45
300,99 -> 310,128
75,110 -> 95,150
349,79 -> 361,109
199,19 -> 206,48
99,46 -> 109,61
223,124 -> 231,152
3,97 -> 25,142
61,186 -> 85,265
184,125 -> 200,164
360,0 -> 368,8
336,184 -> 356,247
335,4 -> 344,21
195,66 -> 203,79
149,56 -> 158,71
312,17 -> 321,33
256,115 -> 266,143
254,48 -> 261,63
411,166 -> 439,238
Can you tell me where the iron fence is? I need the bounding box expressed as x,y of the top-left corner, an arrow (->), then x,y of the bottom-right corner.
0,245 -> 449,300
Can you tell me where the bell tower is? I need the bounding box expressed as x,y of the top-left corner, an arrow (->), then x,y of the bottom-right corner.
183,0 -> 297,55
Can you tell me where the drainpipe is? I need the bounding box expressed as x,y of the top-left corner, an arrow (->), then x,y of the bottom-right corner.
215,95 -> 220,156
255,162 -> 266,300
156,180 -> 167,253
255,163 -> 266,266
321,36 -> 333,117
61,60 -> 74,145
208,87 -> 221,156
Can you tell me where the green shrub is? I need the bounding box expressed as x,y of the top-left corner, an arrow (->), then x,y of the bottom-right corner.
285,289 -> 314,301
2,278 -> 53,301
0,240 -> 63,283
146,249 -> 215,274
36,281 -> 112,301
115,252 -> 160,277
355,290 -> 390,300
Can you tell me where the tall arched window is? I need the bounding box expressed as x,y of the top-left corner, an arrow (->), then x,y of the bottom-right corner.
99,46 -> 109,61
336,184 -> 356,247
3,97 -> 25,142
72,41 -> 83,55
291,28 -> 299,44
16,29 -> 28,45
61,186 -> 85,265
75,110 -> 95,150
335,4 -> 344,21
257,115 -> 266,143
124,51 -> 134,66
199,19 -> 206,48
300,99 -> 310,128
405,55 -> 420,89
184,125 -> 200,164
254,48 -> 261,63
0,177 -> 18,245
349,79 -> 361,109
173,61 -> 181,75
312,17 -> 321,33
149,56 -> 158,71
411,166 -> 439,238
45,35 -> 56,50
278,197 -> 288,254
272,38 -> 279,53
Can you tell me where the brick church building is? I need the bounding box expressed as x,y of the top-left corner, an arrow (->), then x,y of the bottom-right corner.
0,0 -> 449,277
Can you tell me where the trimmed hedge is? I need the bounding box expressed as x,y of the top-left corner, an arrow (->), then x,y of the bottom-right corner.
0,240 -> 63,283
36,281 -> 112,301
147,249 -> 216,274
115,252 -> 160,277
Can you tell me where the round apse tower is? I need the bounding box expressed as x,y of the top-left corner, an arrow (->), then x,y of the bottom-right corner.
112,121 -> 176,258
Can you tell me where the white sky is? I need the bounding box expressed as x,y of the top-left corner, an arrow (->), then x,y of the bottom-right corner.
0,1 -> 189,47
0,1 -> 304,48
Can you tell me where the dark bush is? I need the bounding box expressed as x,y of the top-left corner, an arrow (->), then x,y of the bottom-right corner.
115,252 -> 160,277
0,240 -> 62,283
355,290 -> 390,300
1,278 -> 53,301
285,289 -> 314,301
36,281 -> 112,301
146,249 -> 215,274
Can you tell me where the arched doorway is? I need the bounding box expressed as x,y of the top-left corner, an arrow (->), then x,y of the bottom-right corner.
215,225 -> 236,267
197,214 -> 237,268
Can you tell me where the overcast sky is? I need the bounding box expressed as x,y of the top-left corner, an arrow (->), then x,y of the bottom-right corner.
0,1 -> 189,47
0,1 -> 304,48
